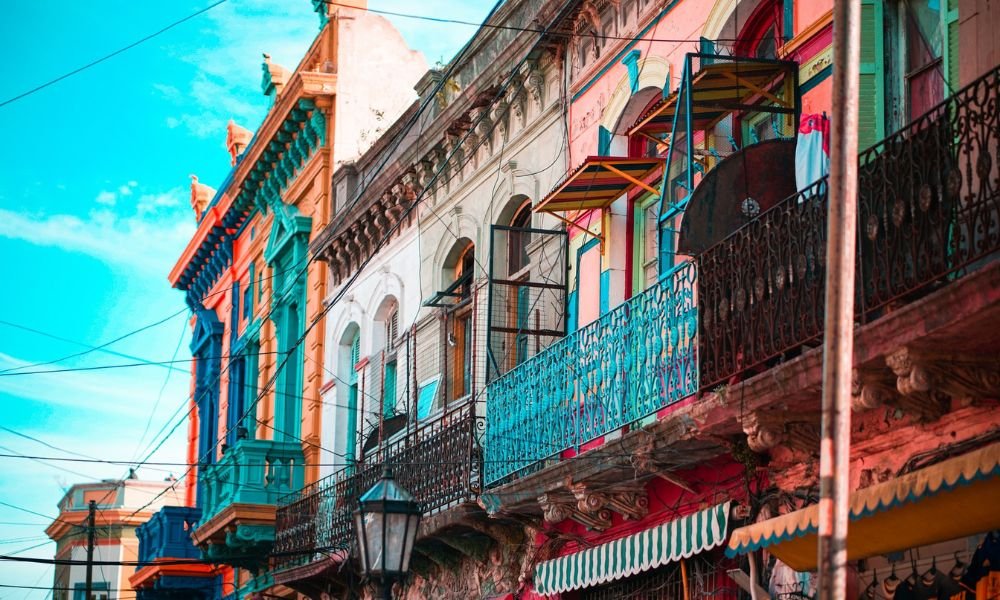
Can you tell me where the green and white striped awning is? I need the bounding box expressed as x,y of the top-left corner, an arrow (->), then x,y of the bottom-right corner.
533,502 -> 731,596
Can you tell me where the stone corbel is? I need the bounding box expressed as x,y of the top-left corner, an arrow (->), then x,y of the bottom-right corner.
882,346 -> 995,421
491,99 -> 510,142
630,431 -> 696,493
570,481 -> 649,522
507,75 -> 528,124
889,346 -> 1000,402
526,59 -> 545,108
851,367 -> 897,411
470,106 -> 494,153
742,409 -> 820,455
538,492 -> 612,531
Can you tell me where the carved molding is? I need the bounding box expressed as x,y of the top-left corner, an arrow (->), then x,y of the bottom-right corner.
538,491 -> 611,531
886,345 -> 1000,406
742,409 -> 821,455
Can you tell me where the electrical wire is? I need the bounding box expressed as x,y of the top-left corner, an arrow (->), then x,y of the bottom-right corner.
0,0 -> 229,108
106,0 -> 514,523
321,0 -> 779,45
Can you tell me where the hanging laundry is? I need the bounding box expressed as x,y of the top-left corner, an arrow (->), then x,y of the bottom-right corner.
795,112 -> 831,197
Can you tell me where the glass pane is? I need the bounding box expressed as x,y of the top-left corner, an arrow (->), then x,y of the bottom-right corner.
362,512 -> 384,574
383,511 -> 409,573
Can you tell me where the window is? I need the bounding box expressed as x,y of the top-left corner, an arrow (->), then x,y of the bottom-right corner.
344,330 -> 361,463
383,360 -> 397,418
385,305 -> 399,347
898,0 -> 946,120
450,243 -> 474,401
735,0 -> 782,59
507,204 -> 532,275
74,582 -> 109,600
243,263 -> 255,321
633,197 -> 659,292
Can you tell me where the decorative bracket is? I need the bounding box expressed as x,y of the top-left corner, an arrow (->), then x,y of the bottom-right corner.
741,409 -> 821,455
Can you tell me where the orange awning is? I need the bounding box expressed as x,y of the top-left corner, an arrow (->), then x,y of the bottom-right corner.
725,442 -> 1000,572
533,156 -> 664,215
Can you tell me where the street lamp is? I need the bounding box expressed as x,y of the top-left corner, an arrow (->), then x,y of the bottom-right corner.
354,469 -> 422,600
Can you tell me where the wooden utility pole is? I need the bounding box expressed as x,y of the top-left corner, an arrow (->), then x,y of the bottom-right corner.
818,0 -> 862,598
85,499 -> 96,600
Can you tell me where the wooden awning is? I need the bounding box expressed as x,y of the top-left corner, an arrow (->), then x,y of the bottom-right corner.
534,156 -> 664,215
725,442 -> 1000,572
629,57 -> 797,138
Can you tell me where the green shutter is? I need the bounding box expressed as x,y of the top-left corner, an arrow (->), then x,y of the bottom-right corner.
350,335 -> 360,367
383,362 -> 397,418
942,0 -> 959,91
858,0 -> 885,151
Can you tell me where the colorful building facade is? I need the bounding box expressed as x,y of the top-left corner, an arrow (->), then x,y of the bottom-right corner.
267,0 -> 1000,598
134,1 -> 427,598
46,479 -> 185,600
129,0 -> 1000,597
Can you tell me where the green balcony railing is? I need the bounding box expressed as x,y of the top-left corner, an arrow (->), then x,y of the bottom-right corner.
198,439 -> 305,525
483,262 -> 699,486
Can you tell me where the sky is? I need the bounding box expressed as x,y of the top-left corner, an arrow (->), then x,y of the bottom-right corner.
0,1 -> 495,597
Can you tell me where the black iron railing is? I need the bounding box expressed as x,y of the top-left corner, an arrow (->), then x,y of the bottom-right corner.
272,399 -> 482,571
698,66 -> 1000,388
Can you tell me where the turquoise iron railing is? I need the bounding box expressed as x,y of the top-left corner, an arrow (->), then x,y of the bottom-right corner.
198,439 -> 305,524
484,262 -> 698,486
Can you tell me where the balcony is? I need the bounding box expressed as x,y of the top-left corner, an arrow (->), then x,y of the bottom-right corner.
190,439 -> 305,567
481,64 -> 1000,492
130,506 -> 218,600
271,399 -> 481,590
698,64 -> 1000,389
483,263 -> 699,486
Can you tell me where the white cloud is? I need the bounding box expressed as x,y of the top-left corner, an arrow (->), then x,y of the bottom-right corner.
118,184 -> 133,196
155,0 -> 316,139
95,190 -> 117,206
0,197 -> 195,274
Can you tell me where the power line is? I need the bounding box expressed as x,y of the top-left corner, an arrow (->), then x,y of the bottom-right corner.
114,0 -> 513,522
0,352 -> 281,377
0,316 -> 189,375
322,0 -> 775,45
0,501 -> 86,532
0,0 -> 229,108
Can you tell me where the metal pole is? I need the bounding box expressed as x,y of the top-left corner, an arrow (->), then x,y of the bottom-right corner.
85,499 -> 96,600
818,0 -> 862,598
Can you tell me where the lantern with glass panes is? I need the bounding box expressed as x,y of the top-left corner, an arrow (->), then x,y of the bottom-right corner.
353,470 -> 422,600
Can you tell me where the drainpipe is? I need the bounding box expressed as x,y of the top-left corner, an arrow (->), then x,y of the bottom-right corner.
817,1 -> 862,598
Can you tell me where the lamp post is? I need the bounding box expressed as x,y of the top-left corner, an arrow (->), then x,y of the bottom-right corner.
354,469 -> 422,600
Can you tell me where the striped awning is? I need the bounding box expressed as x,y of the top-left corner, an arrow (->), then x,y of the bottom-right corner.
533,502 -> 730,596
726,442 -> 1000,572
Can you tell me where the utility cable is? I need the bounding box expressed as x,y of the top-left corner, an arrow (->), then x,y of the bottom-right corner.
113,0 -> 513,521
0,0 -> 229,108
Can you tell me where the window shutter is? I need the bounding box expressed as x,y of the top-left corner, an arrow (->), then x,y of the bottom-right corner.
598,126 -> 612,155
351,335 -> 360,368
942,0 -> 959,92
383,362 -> 397,418
858,0 -> 885,151
388,308 -> 399,345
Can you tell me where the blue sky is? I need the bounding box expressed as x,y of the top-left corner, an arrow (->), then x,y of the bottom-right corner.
0,1 -> 494,596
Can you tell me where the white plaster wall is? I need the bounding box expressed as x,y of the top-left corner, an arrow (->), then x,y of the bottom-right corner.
68,544 -> 121,598
416,69 -> 568,408
119,481 -> 184,511
319,227 -> 422,477
333,10 -> 428,169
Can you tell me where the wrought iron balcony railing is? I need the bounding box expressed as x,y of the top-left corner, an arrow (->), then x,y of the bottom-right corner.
198,439 -> 305,525
272,399 -> 482,571
697,65 -> 1000,389
136,506 -> 202,567
483,263 -> 699,486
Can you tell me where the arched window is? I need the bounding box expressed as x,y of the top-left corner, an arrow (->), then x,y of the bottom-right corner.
338,324 -> 361,466
435,239 -> 476,403
507,202 -> 532,275
735,0 -> 783,59
373,296 -> 400,420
